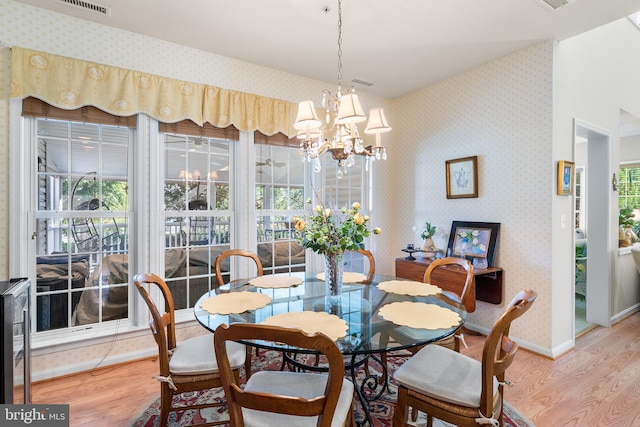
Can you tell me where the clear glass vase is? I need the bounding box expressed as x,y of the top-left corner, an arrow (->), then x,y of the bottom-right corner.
324,253 -> 344,298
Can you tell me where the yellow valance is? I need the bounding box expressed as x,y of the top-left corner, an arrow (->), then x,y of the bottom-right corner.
10,47 -> 297,137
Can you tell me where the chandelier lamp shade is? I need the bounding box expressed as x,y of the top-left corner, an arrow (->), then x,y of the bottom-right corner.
293,0 -> 391,178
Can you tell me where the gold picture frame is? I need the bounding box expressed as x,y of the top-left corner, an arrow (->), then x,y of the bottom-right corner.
446,156 -> 478,199
557,160 -> 574,196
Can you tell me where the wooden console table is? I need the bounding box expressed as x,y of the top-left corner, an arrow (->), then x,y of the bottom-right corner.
395,257 -> 504,308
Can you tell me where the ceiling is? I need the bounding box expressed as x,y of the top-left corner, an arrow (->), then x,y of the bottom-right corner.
12,0 -> 640,99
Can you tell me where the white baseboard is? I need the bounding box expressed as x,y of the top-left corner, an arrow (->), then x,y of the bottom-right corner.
465,321 -> 566,359
611,303 -> 640,324
32,347 -> 157,382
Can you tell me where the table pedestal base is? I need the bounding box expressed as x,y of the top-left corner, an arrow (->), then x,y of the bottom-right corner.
282,351 -> 391,427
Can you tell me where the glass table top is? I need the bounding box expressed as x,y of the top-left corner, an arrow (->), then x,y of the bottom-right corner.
193,272 -> 466,356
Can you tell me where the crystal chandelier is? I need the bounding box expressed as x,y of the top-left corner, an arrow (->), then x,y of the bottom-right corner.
293,0 -> 391,179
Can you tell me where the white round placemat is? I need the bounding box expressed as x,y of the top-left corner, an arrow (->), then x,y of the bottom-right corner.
248,275 -> 303,288
261,311 -> 348,341
378,301 -> 461,329
378,280 -> 441,296
200,292 -> 271,315
315,271 -> 367,284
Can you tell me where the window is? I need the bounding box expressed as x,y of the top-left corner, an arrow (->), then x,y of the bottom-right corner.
16,102 -> 375,344
325,159 -> 371,275
618,164 -> 640,236
160,123 -> 236,309
255,136 -> 306,275
33,117 -> 132,332
619,164 -> 640,210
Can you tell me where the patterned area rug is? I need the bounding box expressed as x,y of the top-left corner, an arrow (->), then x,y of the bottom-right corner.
132,349 -> 534,427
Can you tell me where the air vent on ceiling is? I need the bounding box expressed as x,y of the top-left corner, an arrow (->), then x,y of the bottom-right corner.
537,0 -> 575,10
54,0 -> 111,16
351,78 -> 374,87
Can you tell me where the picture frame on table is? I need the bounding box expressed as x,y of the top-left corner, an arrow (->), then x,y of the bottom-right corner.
447,221 -> 500,267
557,160 -> 574,196
445,156 -> 478,199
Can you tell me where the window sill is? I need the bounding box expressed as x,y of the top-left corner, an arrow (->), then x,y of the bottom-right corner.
618,243 -> 640,256
32,315 -> 200,356
32,321 -> 147,355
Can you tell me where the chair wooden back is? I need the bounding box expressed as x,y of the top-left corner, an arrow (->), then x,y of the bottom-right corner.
479,289 -> 537,417
214,323 -> 345,427
423,256 -> 476,312
134,272 -> 176,379
214,249 -> 264,287
347,248 -> 375,284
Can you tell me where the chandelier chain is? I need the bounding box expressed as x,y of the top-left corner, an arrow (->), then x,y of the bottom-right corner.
337,0 -> 343,89
293,0 -> 389,178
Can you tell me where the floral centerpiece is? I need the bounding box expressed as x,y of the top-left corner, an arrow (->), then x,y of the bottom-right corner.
294,199 -> 381,296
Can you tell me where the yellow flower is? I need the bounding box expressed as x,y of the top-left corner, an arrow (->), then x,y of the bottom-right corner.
373,227 -> 382,235
354,212 -> 365,225
295,199 -> 379,256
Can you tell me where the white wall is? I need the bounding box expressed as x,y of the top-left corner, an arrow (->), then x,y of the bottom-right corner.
556,18 -> 640,325
621,135 -> 640,161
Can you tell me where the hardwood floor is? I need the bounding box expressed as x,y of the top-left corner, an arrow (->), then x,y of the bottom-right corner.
31,312 -> 640,426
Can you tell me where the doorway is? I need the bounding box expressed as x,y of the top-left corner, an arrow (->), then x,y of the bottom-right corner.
574,119 -> 612,332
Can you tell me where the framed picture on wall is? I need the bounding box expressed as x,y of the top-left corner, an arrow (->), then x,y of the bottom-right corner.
557,160 -> 574,196
447,221 -> 500,267
446,156 -> 478,199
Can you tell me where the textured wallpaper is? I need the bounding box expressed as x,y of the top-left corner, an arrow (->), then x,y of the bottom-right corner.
0,0 -> 556,379
379,41 -> 554,350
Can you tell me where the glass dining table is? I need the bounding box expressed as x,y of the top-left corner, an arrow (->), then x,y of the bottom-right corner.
193,271 -> 466,427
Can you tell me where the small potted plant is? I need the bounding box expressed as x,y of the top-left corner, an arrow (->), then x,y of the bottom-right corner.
619,207 -> 637,247
420,222 -> 437,257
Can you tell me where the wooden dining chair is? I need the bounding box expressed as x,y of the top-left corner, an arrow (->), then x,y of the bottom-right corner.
380,256 -> 474,351
134,272 -> 246,427
346,248 -> 376,284
214,323 -> 355,427
422,256 -> 475,352
392,290 -> 537,427
214,249 -> 264,287
214,249 -> 264,377
378,257 -> 474,389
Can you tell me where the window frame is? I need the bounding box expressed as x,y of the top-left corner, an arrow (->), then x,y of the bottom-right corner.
254,138 -> 307,275
9,101 -> 375,351
10,99 -> 145,350
618,162 -> 640,210
155,120 -> 237,322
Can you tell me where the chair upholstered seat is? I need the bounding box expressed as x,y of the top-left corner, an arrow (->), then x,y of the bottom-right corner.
214,323 -> 355,427
394,344 -> 497,408
135,272 -> 245,427
388,326 -> 455,346
170,335 -> 245,376
392,290 -> 537,427
242,371 -> 354,427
